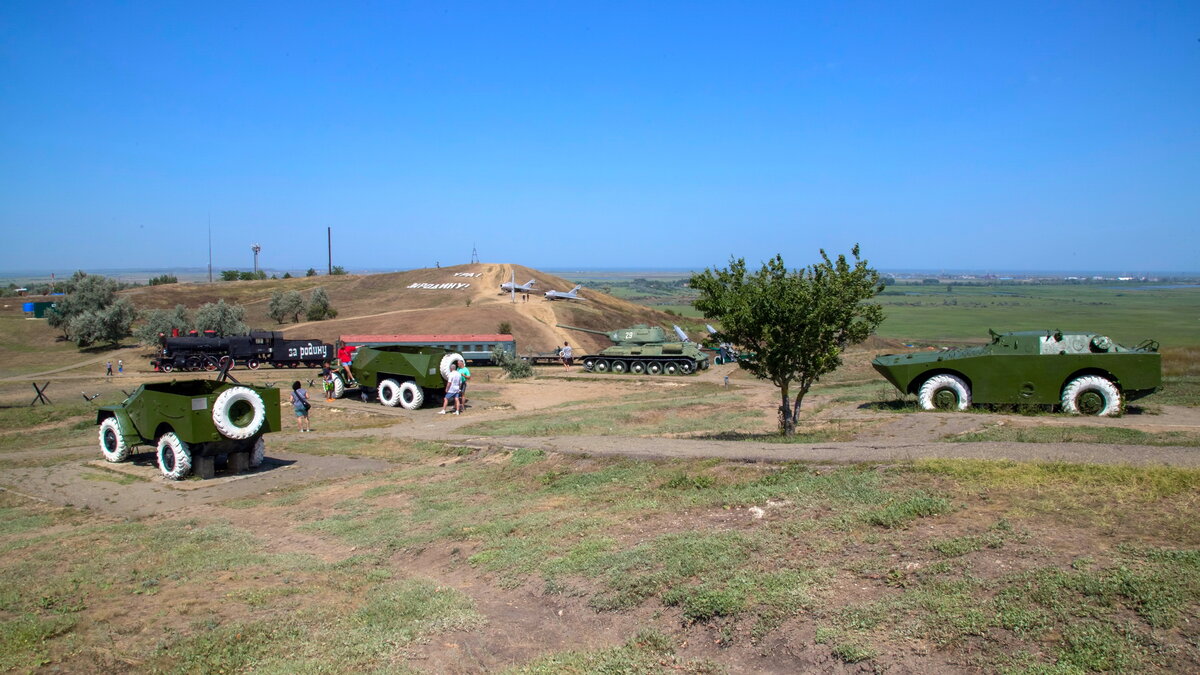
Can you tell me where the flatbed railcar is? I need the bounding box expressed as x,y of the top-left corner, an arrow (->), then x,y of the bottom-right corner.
151,331 -> 333,372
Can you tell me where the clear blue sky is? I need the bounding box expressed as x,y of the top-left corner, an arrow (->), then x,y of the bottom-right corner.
2,2 -> 1197,274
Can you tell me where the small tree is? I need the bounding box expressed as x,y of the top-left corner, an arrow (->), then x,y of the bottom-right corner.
330,265 -> 347,276
306,287 -> 337,321
47,273 -> 119,335
220,270 -> 240,281
691,245 -> 884,435
134,304 -> 191,346
306,268 -> 317,277
70,298 -> 137,348
194,299 -> 248,336
497,321 -> 512,335
492,347 -> 533,379
148,274 -> 178,286
282,272 -> 293,279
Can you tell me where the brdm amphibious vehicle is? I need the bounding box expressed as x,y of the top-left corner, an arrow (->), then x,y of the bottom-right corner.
871,330 -> 1161,416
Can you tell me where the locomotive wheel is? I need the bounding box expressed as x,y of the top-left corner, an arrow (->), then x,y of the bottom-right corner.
647,362 -> 663,375
98,417 -> 131,463
203,357 -> 219,372
679,361 -> 694,375
271,362 -> 283,368
611,361 -> 627,374
288,362 -> 299,368
1062,375 -> 1121,417
593,359 -> 610,373
161,362 -> 174,373
630,362 -> 646,374
186,357 -> 202,372
247,359 -> 260,370
918,374 -> 971,411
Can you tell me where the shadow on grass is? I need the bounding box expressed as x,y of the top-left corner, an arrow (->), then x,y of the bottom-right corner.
690,430 -> 843,444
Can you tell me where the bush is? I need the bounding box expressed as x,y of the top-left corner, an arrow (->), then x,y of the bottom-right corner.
497,321 -> 512,335
148,274 -> 177,286
492,348 -> 533,379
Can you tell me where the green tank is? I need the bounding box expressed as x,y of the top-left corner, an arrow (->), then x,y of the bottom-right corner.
871,330 -> 1161,416
557,324 -> 710,375
95,379 -> 282,480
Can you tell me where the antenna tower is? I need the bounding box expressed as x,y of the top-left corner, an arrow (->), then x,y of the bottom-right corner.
470,244 -> 480,264
251,244 -> 262,275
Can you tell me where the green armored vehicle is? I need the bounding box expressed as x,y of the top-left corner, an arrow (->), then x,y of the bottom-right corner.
872,330 -> 1161,416
331,346 -> 457,409
96,380 -> 281,480
557,324 -> 710,375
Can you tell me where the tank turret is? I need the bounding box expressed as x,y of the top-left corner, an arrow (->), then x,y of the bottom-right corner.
556,323 -> 709,375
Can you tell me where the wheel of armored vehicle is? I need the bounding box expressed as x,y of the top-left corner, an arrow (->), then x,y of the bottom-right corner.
157,432 -> 192,480
378,378 -> 403,407
918,374 -> 971,411
593,359 -> 610,373
664,362 -> 680,375
398,381 -> 424,410
679,361 -> 694,375
582,357 -> 596,371
250,436 -> 265,468
630,362 -> 646,374
98,417 -> 131,462
611,360 -> 628,374
211,386 -> 267,440
1062,375 -> 1121,417
647,362 -> 663,375
439,352 -> 466,380
329,374 -> 346,399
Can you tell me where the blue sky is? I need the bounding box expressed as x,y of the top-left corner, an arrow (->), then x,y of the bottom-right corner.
2,2 -> 1198,274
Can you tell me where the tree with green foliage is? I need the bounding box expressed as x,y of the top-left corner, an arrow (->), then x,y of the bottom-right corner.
47,273 -> 120,339
690,245 -> 884,435
306,268 -> 317,277
305,287 -> 337,321
267,290 -> 306,324
193,299 -> 247,336
282,272 -> 293,279
148,274 -> 178,286
330,265 -> 347,275
492,347 -> 533,379
238,270 -> 267,281
134,304 -> 191,346
69,298 -> 137,348
220,270 -> 240,281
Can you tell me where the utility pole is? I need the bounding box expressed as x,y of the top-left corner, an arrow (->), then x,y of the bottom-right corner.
327,227 -> 332,275
207,214 -> 212,283
251,244 -> 261,275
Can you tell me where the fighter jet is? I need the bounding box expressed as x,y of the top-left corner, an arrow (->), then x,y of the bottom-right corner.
544,284 -> 584,301
500,279 -> 538,294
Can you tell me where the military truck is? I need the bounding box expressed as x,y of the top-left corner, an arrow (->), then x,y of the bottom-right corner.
557,324 -> 710,375
871,330 -> 1161,416
96,380 -> 281,480
329,345 -> 459,409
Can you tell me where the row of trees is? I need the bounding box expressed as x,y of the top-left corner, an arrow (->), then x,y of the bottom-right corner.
220,266 -> 347,281
267,288 -> 337,324
45,272 -> 340,348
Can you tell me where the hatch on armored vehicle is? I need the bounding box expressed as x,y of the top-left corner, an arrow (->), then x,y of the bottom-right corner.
871,330 -> 1161,416
95,379 -> 282,480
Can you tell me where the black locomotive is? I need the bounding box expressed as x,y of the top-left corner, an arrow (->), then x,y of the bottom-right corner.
152,330 -> 333,372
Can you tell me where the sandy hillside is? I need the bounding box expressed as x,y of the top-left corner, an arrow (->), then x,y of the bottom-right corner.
117,263 -> 693,354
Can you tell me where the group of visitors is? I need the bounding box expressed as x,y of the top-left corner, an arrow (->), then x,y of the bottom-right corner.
440,359 -> 471,415
104,359 -> 124,377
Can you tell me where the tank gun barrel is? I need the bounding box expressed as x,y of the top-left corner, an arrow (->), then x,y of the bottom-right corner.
556,324 -> 610,338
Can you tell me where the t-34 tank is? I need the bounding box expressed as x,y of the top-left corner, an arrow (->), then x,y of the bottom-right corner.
557,324 -> 710,375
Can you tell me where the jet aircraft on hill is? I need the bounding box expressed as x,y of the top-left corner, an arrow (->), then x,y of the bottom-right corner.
499,279 -> 538,294
544,284 -> 584,301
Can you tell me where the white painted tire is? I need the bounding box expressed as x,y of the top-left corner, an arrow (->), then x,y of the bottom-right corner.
250,436 -> 265,468
329,374 -> 346,399
157,432 -> 192,480
1062,375 -> 1122,417
398,381 -> 424,410
211,386 -> 266,440
918,374 -> 971,411
98,417 -> 131,462
378,378 -> 403,407
440,352 -> 466,380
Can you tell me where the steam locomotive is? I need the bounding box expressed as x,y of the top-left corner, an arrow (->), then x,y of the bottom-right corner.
151,330 -> 334,372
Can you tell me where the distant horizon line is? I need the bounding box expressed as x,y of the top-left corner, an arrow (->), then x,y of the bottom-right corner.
2,264 -> 1198,281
